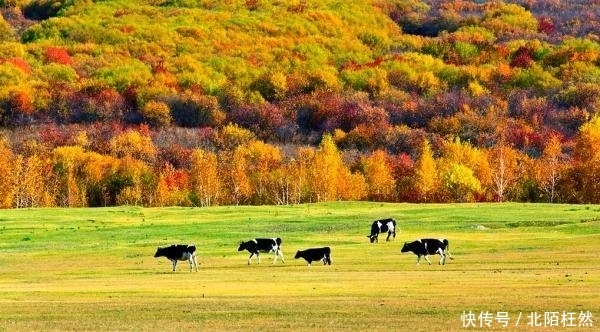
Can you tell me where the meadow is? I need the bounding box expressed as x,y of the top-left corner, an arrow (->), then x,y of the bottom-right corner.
0,202 -> 598,331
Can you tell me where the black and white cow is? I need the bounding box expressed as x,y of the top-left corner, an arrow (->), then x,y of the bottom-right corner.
154,244 -> 199,272
400,238 -> 453,265
237,238 -> 284,265
367,218 -> 397,243
294,247 -> 332,266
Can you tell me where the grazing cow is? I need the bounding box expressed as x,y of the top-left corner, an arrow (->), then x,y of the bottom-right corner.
294,247 -> 332,266
367,218 -> 397,243
401,238 -> 453,265
237,238 -> 284,265
154,244 -> 199,272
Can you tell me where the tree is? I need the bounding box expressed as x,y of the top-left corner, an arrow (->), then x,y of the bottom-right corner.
141,100 -> 171,127
489,141 -> 521,202
15,153 -> 55,207
440,163 -> 482,202
240,140 -> 282,204
0,138 -> 17,208
109,129 -> 157,163
189,148 -> 221,207
439,137 -> 492,200
413,139 -> 438,202
534,134 -> 567,202
311,134 -> 344,202
52,145 -> 86,207
219,148 -> 251,205
361,150 -> 395,201
570,115 -> 600,203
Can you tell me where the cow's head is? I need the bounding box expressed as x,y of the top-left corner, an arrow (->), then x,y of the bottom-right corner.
400,242 -> 410,253
154,247 -> 163,257
237,241 -> 246,251
368,234 -> 377,243
294,250 -> 301,259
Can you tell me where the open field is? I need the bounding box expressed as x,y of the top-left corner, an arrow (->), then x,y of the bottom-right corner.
0,202 -> 598,331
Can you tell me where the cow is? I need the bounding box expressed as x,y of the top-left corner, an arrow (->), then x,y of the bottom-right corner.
154,244 -> 199,272
367,218 -> 397,243
237,238 -> 284,265
294,247 -> 332,266
400,238 -> 453,265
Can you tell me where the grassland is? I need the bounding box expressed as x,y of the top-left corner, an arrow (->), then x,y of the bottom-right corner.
0,202 -> 598,331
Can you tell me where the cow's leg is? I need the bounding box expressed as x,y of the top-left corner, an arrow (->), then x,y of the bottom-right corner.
257,252 -> 261,264
437,248 -> 446,265
276,248 -> 285,264
416,255 -> 421,265
386,231 -> 391,241
247,252 -> 255,265
189,255 -> 198,271
170,259 -> 177,272
424,255 -> 432,265
271,246 -> 279,264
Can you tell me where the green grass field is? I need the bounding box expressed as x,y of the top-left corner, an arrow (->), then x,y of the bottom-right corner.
0,202 -> 598,331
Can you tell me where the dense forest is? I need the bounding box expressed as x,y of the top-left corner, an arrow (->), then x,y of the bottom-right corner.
0,0 -> 599,207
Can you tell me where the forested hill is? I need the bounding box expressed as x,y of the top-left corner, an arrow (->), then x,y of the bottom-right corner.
0,0 -> 599,207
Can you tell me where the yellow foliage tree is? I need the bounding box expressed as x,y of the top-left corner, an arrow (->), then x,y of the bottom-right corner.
52,145 -> 86,207
311,134 -> 344,202
413,139 -> 439,202
361,150 -> 395,201
534,134 -> 567,202
239,140 -> 282,204
189,149 -> 221,207
109,130 -> 157,163
0,138 -> 17,208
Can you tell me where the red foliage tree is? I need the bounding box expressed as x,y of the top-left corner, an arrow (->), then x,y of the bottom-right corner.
510,46 -> 534,68
44,46 -> 72,65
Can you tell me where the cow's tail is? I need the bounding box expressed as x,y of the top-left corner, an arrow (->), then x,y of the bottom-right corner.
444,239 -> 454,260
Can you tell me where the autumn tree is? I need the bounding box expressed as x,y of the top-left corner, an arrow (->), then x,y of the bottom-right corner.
309,134 -> 366,202
412,138 -> 439,202
141,100 -> 171,127
569,115 -> 600,203
361,149 -> 396,201
109,129 -> 157,163
440,163 -> 482,202
219,148 -> 251,205
52,145 -> 86,207
154,162 -> 190,207
15,153 -> 55,207
488,141 -> 521,202
240,140 -> 282,204
534,134 -> 567,202
439,137 -> 491,201
311,134 -> 344,202
115,155 -> 154,206
0,138 -> 17,208
189,148 -> 221,207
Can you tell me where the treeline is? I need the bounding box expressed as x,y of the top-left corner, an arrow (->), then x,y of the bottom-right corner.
0,0 -> 599,205
1,117 -> 600,208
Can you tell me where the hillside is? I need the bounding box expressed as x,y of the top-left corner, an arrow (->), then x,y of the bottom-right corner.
0,0 -> 599,206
